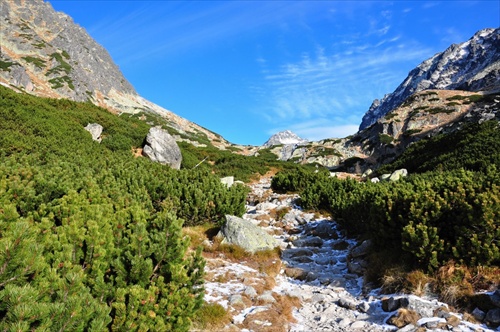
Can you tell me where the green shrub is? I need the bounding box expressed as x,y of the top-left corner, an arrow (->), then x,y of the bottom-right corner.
0,85 -> 262,330
379,133 -> 394,144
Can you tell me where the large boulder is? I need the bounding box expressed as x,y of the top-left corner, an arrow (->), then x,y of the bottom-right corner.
142,127 -> 182,169
218,215 -> 278,253
84,123 -> 103,142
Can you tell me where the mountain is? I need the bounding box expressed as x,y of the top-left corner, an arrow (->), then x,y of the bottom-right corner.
263,130 -> 308,147
360,28 -> 500,130
0,0 -> 228,148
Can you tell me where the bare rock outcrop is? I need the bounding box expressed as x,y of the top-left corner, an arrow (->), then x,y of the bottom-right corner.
218,215 -> 278,254
142,127 -> 182,169
84,123 -> 103,142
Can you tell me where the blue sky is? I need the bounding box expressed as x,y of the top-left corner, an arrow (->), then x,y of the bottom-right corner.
48,1 -> 499,146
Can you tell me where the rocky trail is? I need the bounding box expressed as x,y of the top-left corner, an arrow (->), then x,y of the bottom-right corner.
198,176 -> 499,332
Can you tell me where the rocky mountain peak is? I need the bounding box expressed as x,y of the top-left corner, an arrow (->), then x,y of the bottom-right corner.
263,130 -> 308,147
0,0 -> 229,149
360,27 -> 500,130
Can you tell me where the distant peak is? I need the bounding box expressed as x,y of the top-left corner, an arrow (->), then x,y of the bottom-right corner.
263,130 -> 308,147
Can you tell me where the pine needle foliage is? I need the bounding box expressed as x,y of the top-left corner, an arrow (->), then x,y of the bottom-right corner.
0,86 -> 251,330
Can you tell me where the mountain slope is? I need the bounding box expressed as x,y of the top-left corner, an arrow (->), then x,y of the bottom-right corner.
360,28 -> 500,130
0,0 -> 229,148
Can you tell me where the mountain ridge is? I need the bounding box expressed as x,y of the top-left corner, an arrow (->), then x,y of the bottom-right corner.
360,28 -> 500,130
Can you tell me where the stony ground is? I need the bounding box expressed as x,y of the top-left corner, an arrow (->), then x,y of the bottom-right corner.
194,176 -> 497,332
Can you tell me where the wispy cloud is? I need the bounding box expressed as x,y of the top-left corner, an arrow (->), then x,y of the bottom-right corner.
88,1 -> 320,65
256,34 -> 432,139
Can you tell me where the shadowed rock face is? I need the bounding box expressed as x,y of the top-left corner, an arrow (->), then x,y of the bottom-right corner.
360,28 -> 500,130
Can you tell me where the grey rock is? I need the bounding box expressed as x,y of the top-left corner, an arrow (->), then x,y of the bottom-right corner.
389,168 -> 408,181
315,256 -> 337,266
292,256 -> 314,263
357,301 -> 371,313
337,318 -> 351,328
347,259 -> 367,275
284,267 -> 309,281
220,176 -> 234,188
338,298 -> 357,310
143,127 -> 182,169
305,221 -> 339,239
84,123 -> 103,142
350,239 -> 372,258
244,286 -> 257,299
282,248 -> 315,259
472,307 -> 486,321
380,174 -> 391,181
257,291 -> 276,304
382,297 -> 400,312
292,236 -> 324,248
349,321 -> 367,330
218,215 -> 278,253
229,294 -> 245,306
485,308 -> 500,326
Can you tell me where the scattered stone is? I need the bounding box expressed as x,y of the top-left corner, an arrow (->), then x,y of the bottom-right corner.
282,248 -> 314,259
284,267 -> 309,281
338,298 -> 358,310
84,123 -> 103,142
292,236 -> 324,248
315,256 -> 337,265
357,301 -> 371,313
388,168 -> 408,181
485,308 -> 500,326
257,291 -> 276,304
445,314 -> 461,327
305,221 -> 339,239
349,321 -> 367,329
244,286 -> 257,299
350,239 -> 372,258
229,294 -> 245,306
387,308 -> 421,328
382,297 -> 400,312
220,176 -> 234,188
472,307 -> 486,321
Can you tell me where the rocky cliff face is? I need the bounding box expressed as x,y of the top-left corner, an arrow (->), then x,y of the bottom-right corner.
360,28 -> 500,130
0,0 -> 229,148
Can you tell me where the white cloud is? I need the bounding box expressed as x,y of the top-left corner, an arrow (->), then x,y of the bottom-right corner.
257,36 -> 432,138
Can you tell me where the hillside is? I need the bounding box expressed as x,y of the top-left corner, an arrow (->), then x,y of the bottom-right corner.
1,86 -> 498,331
0,0 -> 230,149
